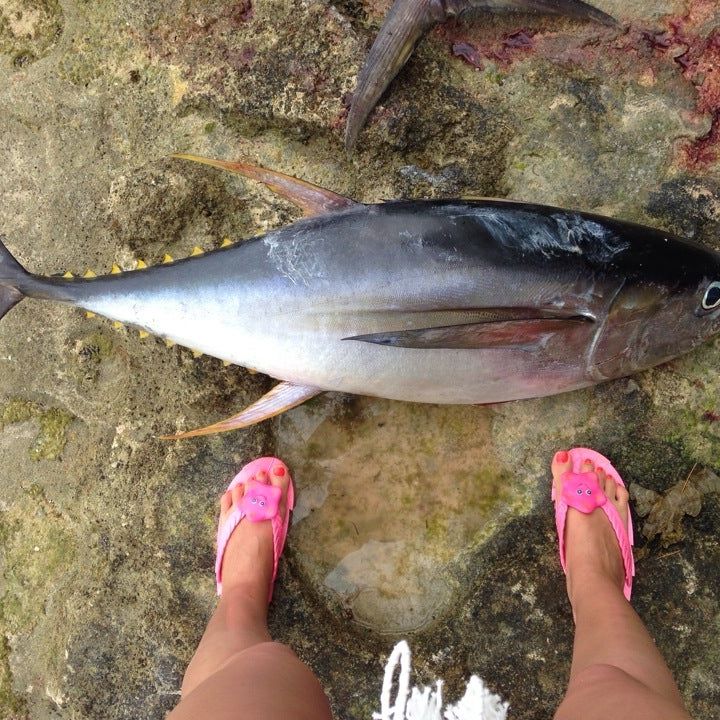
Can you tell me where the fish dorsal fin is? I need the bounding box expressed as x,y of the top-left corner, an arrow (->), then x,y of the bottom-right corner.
345,317 -> 592,349
159,381 -> 322,439
171,153 -> 357,217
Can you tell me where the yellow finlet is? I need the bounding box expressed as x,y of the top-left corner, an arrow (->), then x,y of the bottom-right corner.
220,238 -> 233,248
222,360 -> 231,367
83,269 -> 96,278
63,271 -> 74,278
192,349 -> 203,358
247,367 -> 257,375
162,253 -> 174,263
190,246 -> 204,256
85,311 -> 96,318
138,330 -> 150,339
111,263 -> 122,274
136,259 -> 148,269
113,321 -> 123,329
164,338 -> 175,348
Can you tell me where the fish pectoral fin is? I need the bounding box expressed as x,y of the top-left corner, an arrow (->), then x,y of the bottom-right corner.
345,317 -> 592,349
159,381 -> 323,439
171,154 -> 357,217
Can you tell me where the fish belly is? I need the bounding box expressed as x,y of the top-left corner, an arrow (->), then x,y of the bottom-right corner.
81,282 -> 594,403
230,317 -> 598,404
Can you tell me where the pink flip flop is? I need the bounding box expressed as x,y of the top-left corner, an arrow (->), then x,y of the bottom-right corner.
215,456 -> 295,600
552,447 -> 635,601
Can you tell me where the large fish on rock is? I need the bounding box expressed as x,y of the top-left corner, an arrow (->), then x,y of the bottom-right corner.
1,154 -> 719,438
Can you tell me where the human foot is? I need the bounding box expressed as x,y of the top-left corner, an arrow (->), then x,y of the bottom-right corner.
216,458 -> 293,602
551,449 -> 633,609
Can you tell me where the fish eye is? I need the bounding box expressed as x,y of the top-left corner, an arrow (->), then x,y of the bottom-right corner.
576,488 -> 583,495
702,281 -> 720,310
586,489 -> 592,495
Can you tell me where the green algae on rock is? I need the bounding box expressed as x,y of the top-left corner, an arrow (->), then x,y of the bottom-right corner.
0,627 -> 27,719
1,398 -> 74,461
31,407 -> 74,461
277,397 -> 533,633
0,0 -> 63,70
0,488 -> 80,718
639,339 -> 720,468
0,398 -> 34,426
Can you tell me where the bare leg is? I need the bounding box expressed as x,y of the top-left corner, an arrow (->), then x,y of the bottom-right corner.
551,452 -> 692,720
169,466 -> 333,720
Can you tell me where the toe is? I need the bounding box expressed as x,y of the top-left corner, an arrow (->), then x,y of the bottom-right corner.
602,473 -> 617,501
269,462 -> 289,494
595,467 -> 612,498
551,450 -> 572,497
551,450 -> 572,479
231,484 -> 244,508
269,462 -> 290,512
616,484 -> 630,505
256,470 -> 269,485
581,458 -> 594,474
271,462 -> 287,482
220,490 -> 232,514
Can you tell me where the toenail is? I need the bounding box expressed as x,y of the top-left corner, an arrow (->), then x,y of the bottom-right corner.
273,466 -> 285,477
555,451 -> 569,463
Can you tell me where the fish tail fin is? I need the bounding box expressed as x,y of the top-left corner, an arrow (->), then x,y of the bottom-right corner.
345,0 -> 434,151
0,235 -> 29,320
344,0 -> 618,150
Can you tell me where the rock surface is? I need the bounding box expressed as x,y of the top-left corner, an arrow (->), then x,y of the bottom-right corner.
0,0 -> 718,718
